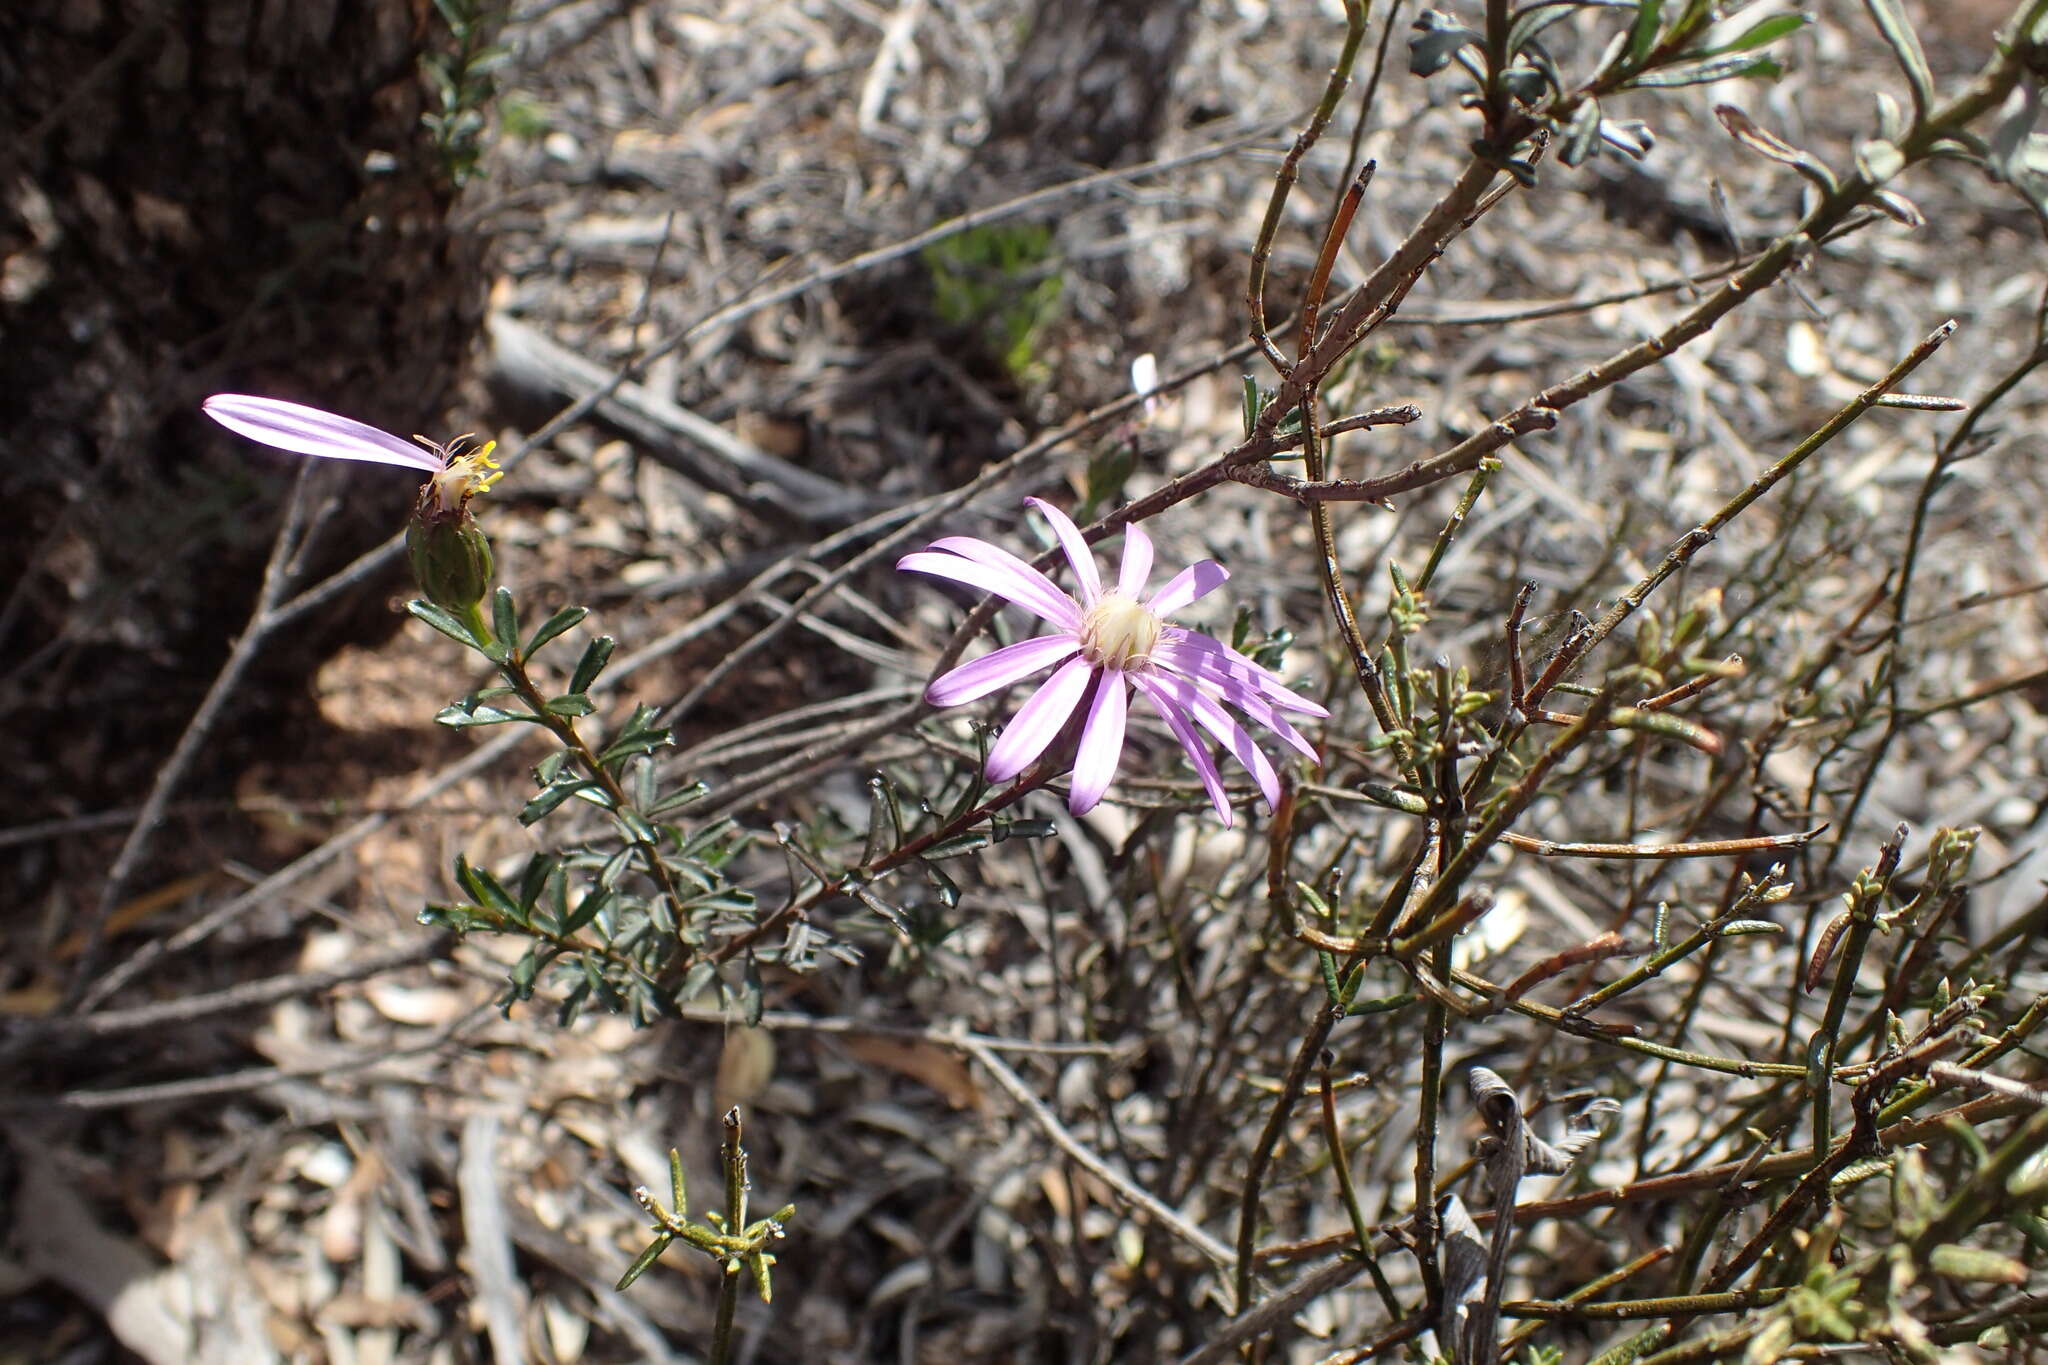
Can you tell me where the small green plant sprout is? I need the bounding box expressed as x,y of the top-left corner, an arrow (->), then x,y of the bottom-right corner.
922,221 -> 1064,382
617,1111 -> 795,1365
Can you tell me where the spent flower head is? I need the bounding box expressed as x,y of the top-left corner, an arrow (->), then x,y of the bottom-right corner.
203,393 -> 502,614
202,393 -> 503,518
900,498 -> 1327,826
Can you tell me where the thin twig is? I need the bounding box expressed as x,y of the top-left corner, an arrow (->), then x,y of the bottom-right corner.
1501,828 -> 1820,860
960,1037 -> 1236,1270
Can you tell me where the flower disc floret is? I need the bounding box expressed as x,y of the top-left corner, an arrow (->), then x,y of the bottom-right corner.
1079,594 -> 1161,672
419,437 -> 503,521
899,497 -> 1327,826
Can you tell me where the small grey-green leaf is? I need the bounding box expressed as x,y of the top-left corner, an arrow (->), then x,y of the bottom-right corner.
1699,12 -> 1807,57
1857,138 -> 1905,184
1716,919 -> 1785,937
923,832 -> 992,860
1860,0 -> 1933,121
525,605 -> 589,659
1632,52 -> 1780,89
436,702 -> 537,728
615,1234 -> 674,1292
1929,1244 -> 2028,1284
408,598 -> 483,650
491,587 -> 520,659
569,635 -> 617,695
1408,12 -> 1481,77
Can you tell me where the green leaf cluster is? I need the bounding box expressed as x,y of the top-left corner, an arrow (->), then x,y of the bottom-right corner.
923,223 -> 1065,383
421,0 -> 513,187
1406,2 -> 1809,173
411,588 -> 758,1026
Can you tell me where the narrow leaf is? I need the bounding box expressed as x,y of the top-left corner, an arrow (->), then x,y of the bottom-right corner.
520,780 -> 601,826
491,587 -> 519,659
570,635 -> 616,695
1929,1244 -> 2029,1284
924,832 -> 993,860
616,1234 -> 674,1292
1702,12 -> 1806,55
1625,0 -> 1664,67
525,605 -> 589,659
1632,52 -> 1780,88
516,853 -> 556,912
408,598 -> 484,650
562,886 -> 614,936
436,702 -> 538,728
1860,0 -> 1933,122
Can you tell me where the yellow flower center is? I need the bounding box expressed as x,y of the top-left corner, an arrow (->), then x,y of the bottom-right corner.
1080,593 -> 1161,672
418,436 -> 502,517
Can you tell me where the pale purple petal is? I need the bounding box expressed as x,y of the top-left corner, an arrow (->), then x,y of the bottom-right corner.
1133,675 -> 1233,827
1146,560 -> 1229,617
1116,524 -> 1155,599
1155,634 -> 1323,764
928,536 -> 1083,628
1024,496 -> 1101,606
1155,628 -> 1331,717
1068,672 -> 1130,814
924,634 -> 1081,707
1156,671 -> 1282,811
203,394 -> 443,473
985,657 -> 1094,782
898,551 -> 1079,629
1159,658 -> 1320,763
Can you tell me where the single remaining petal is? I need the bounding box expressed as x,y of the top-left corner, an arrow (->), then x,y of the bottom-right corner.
1116,523 -> 1155,599
1156,628 -> 1331,717
928,536 -> 1083,627
203,394 -> 443,473
1024,496 -> 1102,605
985,657 -> 1094,782
899,550 -> 1078,629
925,634 -> 1081,707
1133,675 -> 1233,827
1068,672 -> 1130,814
1147,559 -> 1229,617
1155,670 -> 1281,811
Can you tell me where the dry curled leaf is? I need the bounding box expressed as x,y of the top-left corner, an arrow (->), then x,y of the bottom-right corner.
841,1034 -> 987,1113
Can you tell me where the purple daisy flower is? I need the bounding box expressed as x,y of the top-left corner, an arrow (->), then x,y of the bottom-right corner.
899,497 -> 1328,826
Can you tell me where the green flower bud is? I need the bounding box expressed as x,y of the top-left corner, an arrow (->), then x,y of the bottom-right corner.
406,435 -> 501,619
408,502 -> 495,616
